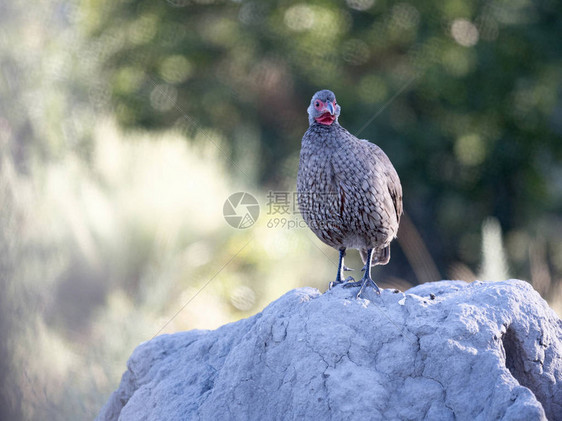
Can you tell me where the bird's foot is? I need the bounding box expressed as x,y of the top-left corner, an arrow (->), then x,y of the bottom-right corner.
343,265 -> 354,272
329,276 -> 354,289
343,276 -> 381,298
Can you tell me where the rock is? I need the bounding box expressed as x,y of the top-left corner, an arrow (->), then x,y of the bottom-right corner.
97,280 -> 562,421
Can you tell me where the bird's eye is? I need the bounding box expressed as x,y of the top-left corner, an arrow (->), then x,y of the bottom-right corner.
315,101 -> 320,108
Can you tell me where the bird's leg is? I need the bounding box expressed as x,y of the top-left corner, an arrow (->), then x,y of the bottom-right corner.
344,248 -> 381,298
329,248 -> 354,289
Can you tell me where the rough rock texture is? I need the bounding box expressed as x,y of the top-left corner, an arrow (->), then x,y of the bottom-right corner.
98,280 -> 562,421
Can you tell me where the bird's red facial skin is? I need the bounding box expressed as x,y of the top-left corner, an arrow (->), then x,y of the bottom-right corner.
315,113 -> 336,125
314,99 -> 336,125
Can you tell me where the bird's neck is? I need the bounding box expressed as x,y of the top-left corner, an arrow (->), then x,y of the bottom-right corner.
310,121 -> 340,129
305,122 -> 347,149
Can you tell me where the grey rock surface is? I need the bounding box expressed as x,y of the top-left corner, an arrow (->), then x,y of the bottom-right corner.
97,280 -> 562,421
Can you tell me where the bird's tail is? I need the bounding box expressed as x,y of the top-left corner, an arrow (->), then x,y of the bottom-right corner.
361,246 -> 391,266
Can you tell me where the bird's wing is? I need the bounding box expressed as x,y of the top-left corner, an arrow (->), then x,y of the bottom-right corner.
369,143 -> 403,218
343,135 -> 403,228
330,131 -> 402,229
370,144 -> 403,225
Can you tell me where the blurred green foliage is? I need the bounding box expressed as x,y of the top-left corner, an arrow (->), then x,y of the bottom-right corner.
1,0 -> 562,419
86,0 -> 562,281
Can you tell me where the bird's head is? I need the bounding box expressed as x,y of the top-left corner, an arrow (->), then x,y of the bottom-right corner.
307,89 -> 340,126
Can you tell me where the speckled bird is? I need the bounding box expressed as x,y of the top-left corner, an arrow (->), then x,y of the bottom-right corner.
297,89 -> 403,298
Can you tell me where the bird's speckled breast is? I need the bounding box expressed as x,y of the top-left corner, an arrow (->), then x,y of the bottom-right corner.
297,122 -> 400,251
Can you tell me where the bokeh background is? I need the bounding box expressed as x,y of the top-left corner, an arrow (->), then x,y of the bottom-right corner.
1,0 -> 561,418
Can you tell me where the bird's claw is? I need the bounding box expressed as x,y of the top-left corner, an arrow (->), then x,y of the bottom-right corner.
343,277 -> 381,298
329,276 -> 355,289
343,265 -> 354,272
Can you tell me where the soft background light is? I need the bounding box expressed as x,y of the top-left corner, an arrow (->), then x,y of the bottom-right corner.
0,0 -> 561,419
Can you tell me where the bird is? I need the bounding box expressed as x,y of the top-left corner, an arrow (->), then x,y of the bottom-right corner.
297,89 -> 403,298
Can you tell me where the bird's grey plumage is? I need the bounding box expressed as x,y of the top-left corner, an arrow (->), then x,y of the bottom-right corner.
297,90 -> 403,296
